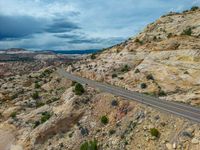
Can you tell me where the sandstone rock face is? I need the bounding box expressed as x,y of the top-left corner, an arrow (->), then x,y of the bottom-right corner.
70,9 -> 200,106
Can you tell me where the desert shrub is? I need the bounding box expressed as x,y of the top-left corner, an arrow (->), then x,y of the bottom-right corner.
119,77 -> 124,80
140,83 -> 147,89
44,69 -> 53,75
91,54 -> 96,59
41,112 -> 51,123
35,82 -> 41,89
80,140 -> 98,150
167,33 -> 173,38
143,92 -> 157,97
181,27 -> 192,36
74,83 -> 85,95
183,10 -> 189,13
111,100 -> 118,107
191,6 -> 199,11
80,127 -> 89,136
101,116 -> 109,125
32,91 -> 39,99
33,121 -> 40,128
11,93 -> 18,99
150,128 -> 160,138
109,129 -> 116,135
134,69 -> 140,73
10,112 -> 17,118
134,38 -> 143,44
121,65 -> 130,73
39,69 -> 53,78
112,74 -> 118,78
146,74 -> 154,80
153,36 -> 157,41
184,71 -> 189,74
36,101 -> 45,108
158,90 -> 167,97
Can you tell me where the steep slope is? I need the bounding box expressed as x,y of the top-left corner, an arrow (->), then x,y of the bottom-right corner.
69,8 -> 200,106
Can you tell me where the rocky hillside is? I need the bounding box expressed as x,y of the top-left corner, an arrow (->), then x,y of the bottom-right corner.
0,7 -> 200,150
69,8 -> 200,106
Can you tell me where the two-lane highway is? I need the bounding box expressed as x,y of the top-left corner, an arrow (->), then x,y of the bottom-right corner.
57,68 -> 200,123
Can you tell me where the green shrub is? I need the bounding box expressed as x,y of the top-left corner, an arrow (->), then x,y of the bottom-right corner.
150,128 -> 160,138
121,65 -> 130,73
119,77 -> 124,80
191,6 -> 199,11
153,36 -> 157,41
184,71 -> 189,74
44,69 -> 53,75
36,101 -> 45,108
146,74 -> 154,80
111,100 -> 118,107
112,74 -> 118,78
143,92 -> 157,97
134,38 -> 143,44
140,83 -> 147,89
39,69 -> 53,78
11,94 -> 18,99
41,112 -> 51,123
35,83 -> 41,89
33,121 -> 40,128
167,33 -> 173,38
80,140 -> 98,150
101,116 -> 109,125
158,90 -> 167,97
109,129 -> 116,135
91,54 -> 96,59
134,69 -> 140,73
32,91 -> 39,99
74,83 -> 85,95
10,112 -> 17,118
181,27 -> 192,36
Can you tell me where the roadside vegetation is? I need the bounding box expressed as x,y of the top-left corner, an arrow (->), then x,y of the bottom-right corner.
181,27 -> 192,36
33,111 -> 52,128
140,83 -> 147,89
74,83 -> 85,95
121,65 -> 130,73
150,128 -> 160,138
32,91 -> 39,99
80,140 -> 98,150
101,116 -> 109,125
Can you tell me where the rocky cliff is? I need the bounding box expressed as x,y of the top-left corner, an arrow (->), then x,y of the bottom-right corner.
70,8 -> 200,106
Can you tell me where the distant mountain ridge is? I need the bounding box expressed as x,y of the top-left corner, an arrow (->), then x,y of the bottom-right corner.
0,48 -> 100,55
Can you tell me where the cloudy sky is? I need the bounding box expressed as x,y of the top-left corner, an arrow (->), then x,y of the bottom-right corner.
0,0 -> 199,50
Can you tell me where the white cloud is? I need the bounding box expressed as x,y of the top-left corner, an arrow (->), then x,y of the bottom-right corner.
0,0 -> 76,18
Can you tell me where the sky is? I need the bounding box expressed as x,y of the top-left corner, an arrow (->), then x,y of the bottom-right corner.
0,0 -> 199,50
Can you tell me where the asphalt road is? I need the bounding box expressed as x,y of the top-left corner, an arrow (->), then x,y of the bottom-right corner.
57,68 -> 200,123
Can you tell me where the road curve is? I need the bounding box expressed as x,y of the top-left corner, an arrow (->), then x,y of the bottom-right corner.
57,68 -> 200,123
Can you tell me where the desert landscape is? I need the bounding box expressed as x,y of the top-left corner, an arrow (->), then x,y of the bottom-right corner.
0,4 -> 200,150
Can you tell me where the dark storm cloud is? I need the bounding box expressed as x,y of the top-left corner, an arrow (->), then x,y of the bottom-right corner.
55,33 -> 125,44
0,15 -> 80,41
54,34 -> 80,39
45,19 -> 80,33
1,0 -> 199,50
68,36 -> 125,44
0,15 -> 44,40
